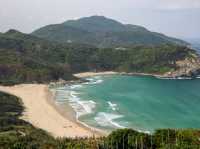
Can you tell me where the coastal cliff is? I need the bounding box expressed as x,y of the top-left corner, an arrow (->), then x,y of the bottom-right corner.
163,52 -> 200,78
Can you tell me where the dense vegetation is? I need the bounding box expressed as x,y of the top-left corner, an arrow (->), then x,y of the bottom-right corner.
0,91 -> 200,149
91,45 -> 195,73
0,30 -> 77,85
32,16 -> 187,48
0,29 -> 196,85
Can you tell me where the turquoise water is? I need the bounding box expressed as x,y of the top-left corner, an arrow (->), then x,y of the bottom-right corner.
55,75 -> 200,133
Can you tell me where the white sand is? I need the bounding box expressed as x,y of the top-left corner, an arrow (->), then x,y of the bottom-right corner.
74,71 -> 117,78
0,84 -> 97,138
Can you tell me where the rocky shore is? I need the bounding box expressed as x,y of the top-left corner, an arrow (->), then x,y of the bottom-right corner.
162,53 -> 200,78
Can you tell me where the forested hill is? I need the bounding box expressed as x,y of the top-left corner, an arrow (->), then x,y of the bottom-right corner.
0,29 -> 200,85
32,16 -> 187,48
0,29 -> 76,85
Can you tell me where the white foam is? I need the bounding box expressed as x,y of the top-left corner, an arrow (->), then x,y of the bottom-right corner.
107,101 -> 117,111
53,84 -> 96,117
177,77 -> 192,80
93,76 -> 101,79
196,76 -> 200,79
86,78 -> 95,81
94,112 -> 125,128
156,76 -> 192,80
70,84 -> 83,89
56,89 -> 96,118
83,76 -> 104,85
83,79 -> 103,85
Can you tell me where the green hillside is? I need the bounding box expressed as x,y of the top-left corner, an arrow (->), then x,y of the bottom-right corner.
0,29 -> 199,85
32,16 -> 187,48
0,29 -> 75,85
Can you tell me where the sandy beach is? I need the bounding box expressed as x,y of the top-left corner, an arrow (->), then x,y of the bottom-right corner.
73,71 -> 165,79
0,84 -> 98,138
74,71 -> 118,78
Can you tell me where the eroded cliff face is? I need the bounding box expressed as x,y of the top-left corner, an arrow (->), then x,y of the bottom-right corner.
164,53 -> 200,78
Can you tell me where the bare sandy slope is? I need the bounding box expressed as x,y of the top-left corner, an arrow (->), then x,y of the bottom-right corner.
0,84 -> 96,138
74,71 -> 117,78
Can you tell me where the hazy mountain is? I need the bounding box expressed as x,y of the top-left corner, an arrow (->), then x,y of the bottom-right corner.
32,16 -> 187,48
184,38 -> 200,54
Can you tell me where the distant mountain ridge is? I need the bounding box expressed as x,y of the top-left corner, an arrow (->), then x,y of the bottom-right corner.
32,16 -> 187,48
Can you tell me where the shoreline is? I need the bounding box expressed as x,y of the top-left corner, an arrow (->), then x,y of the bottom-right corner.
48,86 -> 107,136
74,71 -> 118,78
0,84 -> 103,138
0,72 -> 196,138
73,71 -> 165,79
73,71 -> 198,79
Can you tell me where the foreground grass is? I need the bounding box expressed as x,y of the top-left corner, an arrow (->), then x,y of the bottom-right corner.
0,91 -> 200,149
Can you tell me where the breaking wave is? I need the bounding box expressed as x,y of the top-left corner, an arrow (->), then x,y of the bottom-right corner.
83,76 -> 104,85
107,101 -> 118,111
55,86 -> 96,118
94,112 -> 125,128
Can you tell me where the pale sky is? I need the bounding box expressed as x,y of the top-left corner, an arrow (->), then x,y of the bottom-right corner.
0,0 -> 200,39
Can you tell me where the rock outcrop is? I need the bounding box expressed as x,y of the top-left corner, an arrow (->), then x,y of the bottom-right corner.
164,53 -> 200,78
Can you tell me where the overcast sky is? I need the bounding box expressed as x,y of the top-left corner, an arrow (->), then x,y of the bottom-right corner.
0,0 -> 200,39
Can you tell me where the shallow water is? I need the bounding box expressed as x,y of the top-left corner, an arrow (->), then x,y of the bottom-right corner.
54,75 -> 200,133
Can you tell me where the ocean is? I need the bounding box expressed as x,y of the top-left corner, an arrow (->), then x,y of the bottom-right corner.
54,75 -> 200,133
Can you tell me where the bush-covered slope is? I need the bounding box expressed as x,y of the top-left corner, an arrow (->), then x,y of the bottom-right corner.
0,30 -> 199,85
32,16 -> 187,48
0,91 -> 55,148
0,30 -> 76,85
86,44 -> 200,77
